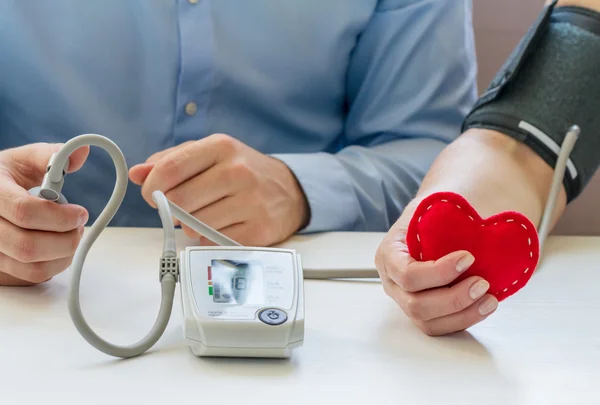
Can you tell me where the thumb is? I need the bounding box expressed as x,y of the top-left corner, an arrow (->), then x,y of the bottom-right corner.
2,143 -> 90,187
129,163 -> 154,185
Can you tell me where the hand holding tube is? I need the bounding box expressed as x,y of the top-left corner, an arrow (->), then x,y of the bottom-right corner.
0,143 -> 89,285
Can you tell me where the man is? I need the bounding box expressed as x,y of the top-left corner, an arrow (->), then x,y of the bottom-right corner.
0,1 -> 477,285
376,0 -> 600,335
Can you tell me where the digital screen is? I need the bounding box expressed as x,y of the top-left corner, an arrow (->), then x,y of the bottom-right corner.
209,260 -> 263,305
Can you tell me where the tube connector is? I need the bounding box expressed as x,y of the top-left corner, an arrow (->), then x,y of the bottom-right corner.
160,256 -> 179,282
39,153 -> 70,202
568,125 -> 581,138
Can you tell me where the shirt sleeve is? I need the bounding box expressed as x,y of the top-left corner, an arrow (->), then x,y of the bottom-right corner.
273,0 -> 478,233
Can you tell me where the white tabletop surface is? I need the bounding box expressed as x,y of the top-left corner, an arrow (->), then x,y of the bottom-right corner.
1,228 -> 599,404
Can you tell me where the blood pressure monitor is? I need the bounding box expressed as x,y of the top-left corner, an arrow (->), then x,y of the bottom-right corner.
26,133 -> 311,360
180,246 -> 304,358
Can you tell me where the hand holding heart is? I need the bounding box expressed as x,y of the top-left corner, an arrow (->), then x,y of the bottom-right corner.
375,192 -> 540,336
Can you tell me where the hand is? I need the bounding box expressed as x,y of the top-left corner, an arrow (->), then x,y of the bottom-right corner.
129,134 -> 310,246
375,199 -> 499,336
0,143 -> 90,286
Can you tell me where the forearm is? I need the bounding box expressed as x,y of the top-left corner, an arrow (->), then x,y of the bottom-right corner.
411,0 -> 600,227
411,128 -> 565,228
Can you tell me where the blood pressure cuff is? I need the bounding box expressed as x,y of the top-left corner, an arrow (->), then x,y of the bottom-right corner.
462,0 -> 600,202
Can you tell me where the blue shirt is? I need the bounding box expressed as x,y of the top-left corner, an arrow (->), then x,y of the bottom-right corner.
0,0 -> 477,232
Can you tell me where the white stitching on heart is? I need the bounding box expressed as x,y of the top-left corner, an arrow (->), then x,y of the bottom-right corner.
413,198 -> 537,298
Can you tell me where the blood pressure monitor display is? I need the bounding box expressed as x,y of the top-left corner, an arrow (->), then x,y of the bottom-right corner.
210,260 -> 263,305
189,249 -> 296,321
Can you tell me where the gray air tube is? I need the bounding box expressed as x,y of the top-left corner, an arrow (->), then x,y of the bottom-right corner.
34,134 -> 178,358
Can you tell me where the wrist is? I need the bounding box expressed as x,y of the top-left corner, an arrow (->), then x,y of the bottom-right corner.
270,156 -> 311,233
286,167 -> 311,232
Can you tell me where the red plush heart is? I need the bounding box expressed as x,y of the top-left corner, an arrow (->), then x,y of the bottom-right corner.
406,192 -> 540,301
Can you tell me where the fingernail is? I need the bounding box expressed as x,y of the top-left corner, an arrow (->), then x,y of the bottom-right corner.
478,296 -> 498,316
78,226 -> 85,236
77,211 -> 89,227
456,253 -> 475,273
469,279 -> 489,300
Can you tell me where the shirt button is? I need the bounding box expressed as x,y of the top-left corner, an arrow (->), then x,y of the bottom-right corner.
185,102 -> 197,116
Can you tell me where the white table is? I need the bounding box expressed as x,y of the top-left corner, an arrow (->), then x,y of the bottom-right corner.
1,228 -> 599,404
